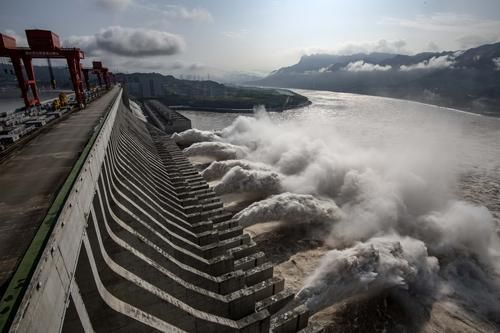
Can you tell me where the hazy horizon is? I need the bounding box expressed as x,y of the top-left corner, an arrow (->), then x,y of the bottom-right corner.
2,0 -> 500,77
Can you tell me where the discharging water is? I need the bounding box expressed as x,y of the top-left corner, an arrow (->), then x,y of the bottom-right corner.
178,89 -> 500,332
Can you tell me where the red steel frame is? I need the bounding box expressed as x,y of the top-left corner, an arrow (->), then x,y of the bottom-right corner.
81,62 -> 111,90
0,30 -> 86,108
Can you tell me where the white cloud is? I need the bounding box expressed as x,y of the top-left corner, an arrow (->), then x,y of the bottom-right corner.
339,39 -> 407,55
65,26 -> 184,57
95,0 -> 131,11
399,55 -> 455,71
65,35 -> 98,53
297,39 -> 408,56
343,61 -> 392,72
112,59 -> 183,71
493,58 -> 500,71
3,29 -> 28,47
86,55 -> 207,75
161,5 -> 213,22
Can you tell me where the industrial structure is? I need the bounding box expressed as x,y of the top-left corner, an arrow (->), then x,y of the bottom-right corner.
0,29 -> 320,333
0,30 -> 84,107
0,30 -> 114,153
0,29 -> 114,109
142,99 -> 192,134
82,61 -> 114,92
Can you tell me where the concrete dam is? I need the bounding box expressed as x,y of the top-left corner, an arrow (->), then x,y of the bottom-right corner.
0,87 -> 319,332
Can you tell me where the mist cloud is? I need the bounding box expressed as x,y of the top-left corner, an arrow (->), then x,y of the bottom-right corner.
104,59 -> 206,75
493,57 -> 500,71
343,60 -> 392,72
172,128 -> 221,146
400,55 -> 455,71
65,26 -> 184,57
201,159 -> 272,181
296,235 -> 439,313
213,166 -> 282,195
184,106 -> 499,320
184,141 -> 248,160
235,192 -> 341,227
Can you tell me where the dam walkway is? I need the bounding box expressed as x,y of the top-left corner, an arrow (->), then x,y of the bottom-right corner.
0,87 -> 120,294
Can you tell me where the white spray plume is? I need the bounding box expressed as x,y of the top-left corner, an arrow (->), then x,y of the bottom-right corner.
180,105 -> 499,321
296,235 -> 439,313
234,192 -> 341,227
171,128 -> 221,146
416,201 -> 495,260
201,159 -> 273,181
183,141 -> 248,160
213,166 -> 282,195
330,168 -> 406,243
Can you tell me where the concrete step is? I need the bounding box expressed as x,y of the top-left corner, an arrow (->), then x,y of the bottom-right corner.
256,289 -> 295,316
234,251 -> 266,271
270,304 -> 310,333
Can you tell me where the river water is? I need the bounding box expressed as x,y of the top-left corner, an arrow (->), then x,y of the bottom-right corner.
180,89 -> 500,221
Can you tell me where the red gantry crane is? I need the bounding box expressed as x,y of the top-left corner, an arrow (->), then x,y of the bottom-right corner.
81,61 -> 112,90
0,29 -> 86,108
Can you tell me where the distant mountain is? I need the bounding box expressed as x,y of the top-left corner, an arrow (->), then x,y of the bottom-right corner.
273,52 -> 396,75
252,43 -> 500,116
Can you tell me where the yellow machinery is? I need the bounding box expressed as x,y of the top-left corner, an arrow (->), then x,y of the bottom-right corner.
51,98 -> 60,110
58,92 -> 68,107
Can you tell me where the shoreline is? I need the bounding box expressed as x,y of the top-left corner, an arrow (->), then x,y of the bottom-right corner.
247,84 -> 500,118
294,88 -> 500,118
169,100 -> 312,113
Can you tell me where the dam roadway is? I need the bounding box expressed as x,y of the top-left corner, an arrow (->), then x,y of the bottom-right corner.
0,87 -> 319,332
0,87 -> 120,292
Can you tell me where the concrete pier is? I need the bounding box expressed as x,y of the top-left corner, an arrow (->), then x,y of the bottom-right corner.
142,99 -> 191,134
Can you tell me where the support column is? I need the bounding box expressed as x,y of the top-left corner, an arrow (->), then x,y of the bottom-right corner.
82,67 -> 90,91
21,55 -> 40,106
67,56 -> 85,108
96,72 -> 102,88
9,54 -> 29,108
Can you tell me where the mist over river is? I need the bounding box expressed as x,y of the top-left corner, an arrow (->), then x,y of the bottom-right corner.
180,89 -> 500,221
177,89 -> 500,332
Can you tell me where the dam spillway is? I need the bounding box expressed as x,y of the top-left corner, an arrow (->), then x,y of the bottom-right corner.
0,87 -> 318,332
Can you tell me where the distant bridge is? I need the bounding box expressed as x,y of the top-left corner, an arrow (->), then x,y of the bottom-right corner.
0,87 -> 320,332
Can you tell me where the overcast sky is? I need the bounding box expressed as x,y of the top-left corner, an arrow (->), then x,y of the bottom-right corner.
2,0 -> 500,76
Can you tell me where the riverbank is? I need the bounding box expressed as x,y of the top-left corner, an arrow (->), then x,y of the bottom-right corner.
169,99 -> 312,113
